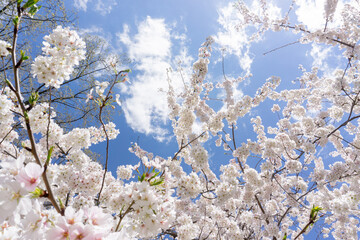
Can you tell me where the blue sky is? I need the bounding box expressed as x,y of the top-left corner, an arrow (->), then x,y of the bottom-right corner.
62,0 -> 349,177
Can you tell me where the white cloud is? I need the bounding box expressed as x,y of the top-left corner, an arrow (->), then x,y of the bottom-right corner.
79,25 -> 104,35
295,0 -> 345,31
74,0 -> 90,11
214,1 -> 281,74
117,17 -> 192,141
125,17 -> 171,60
73,0 -> 117,15
295,0 -> 328,31
215,2 -> 252,73
118,24 -> 131,46
309,43 -> 332,71
307,43 -> 344,77
94,0 -> 117,16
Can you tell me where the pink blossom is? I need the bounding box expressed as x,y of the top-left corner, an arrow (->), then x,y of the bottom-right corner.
46,218 -> 70,240
16,163 -> 43,191
64,207 -> 84,225
70,223 -> 94,240
84,206 -> 110,227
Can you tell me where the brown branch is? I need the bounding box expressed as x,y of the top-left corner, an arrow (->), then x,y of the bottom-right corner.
327,115 -> 360,138
254,194 -> 269,225
278,207 -> 292,227
0,122 -> 20,145
8,6 -> 62,215
171,131 -> 206,161
115,201 -> 134,232
278,24 -> 355,49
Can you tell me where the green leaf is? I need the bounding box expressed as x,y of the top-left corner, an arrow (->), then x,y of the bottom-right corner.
148,171 -> 160,181
313,206 -> 322,211
310,205 -> 322,220
282,233 -> 287,240
150,178 -> 164,186
30,187 -> 45,198
28,91 -> 39,106
138,173 -> 146,182
13,16 -> 19,26
119,205 -> 125,216
20,50 -> 29,60
22,0 -> 40,10
58,197 -> 64,210
46,146 -> 54,166
23,110 -> 29,121
28,4 -> 41,16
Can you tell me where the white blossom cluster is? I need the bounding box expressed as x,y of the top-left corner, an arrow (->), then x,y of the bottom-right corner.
161,1 -> 360,239
122,181 -> 175,238
0,40 -> 10,57
116,164 -> 134,180
0,92 -> 19,162
88,122 -> 120,144
31,26 -> 86,88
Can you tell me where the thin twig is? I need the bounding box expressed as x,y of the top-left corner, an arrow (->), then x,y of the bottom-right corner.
263,40 -> 299,56
97,70 -> 128,205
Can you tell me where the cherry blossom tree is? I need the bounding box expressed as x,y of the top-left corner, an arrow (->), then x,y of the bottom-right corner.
1,0 -> 360,240
0,0 -> 125,134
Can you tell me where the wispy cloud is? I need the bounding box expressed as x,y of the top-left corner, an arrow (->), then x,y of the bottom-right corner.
79,25 -> 102,34
73,0 -> 117,15
307,42 -> 344,77
309,43 -> 332,71
214,1 -> 281,75
74,0 -> 90,11
94,0 -> 117,16
117,17 -> 192,141
214,2 -> 253,74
